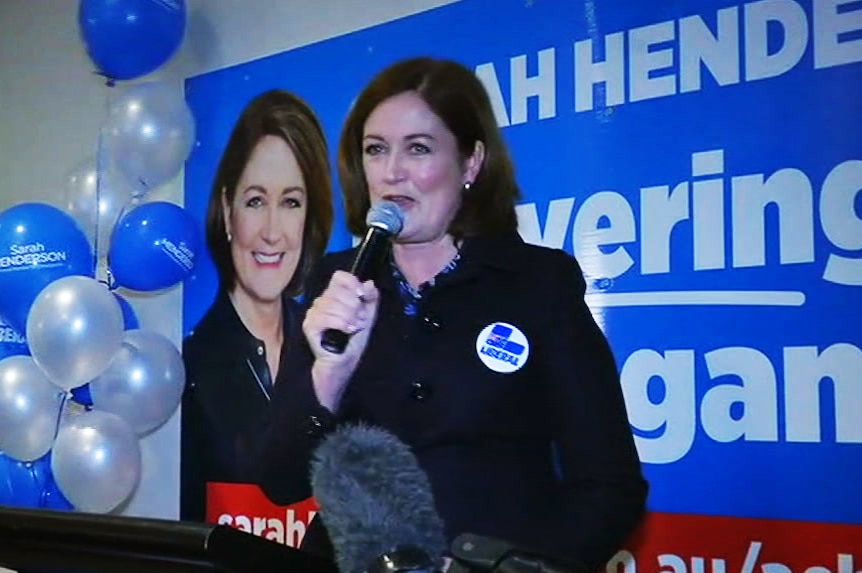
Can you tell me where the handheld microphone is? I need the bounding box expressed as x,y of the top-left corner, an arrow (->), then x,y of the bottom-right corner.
320,201 -> 404,354
309,423 -> 447,573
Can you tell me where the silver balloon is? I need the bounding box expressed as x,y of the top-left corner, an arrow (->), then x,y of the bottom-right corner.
51,409 -> 141,513
26,276 -> 125,391
63,155 -> 137,257
0,356 -> 65,461
103,81 -> 196,194
90,329 -> 185,436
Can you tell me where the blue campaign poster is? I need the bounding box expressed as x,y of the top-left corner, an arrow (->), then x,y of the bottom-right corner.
184,0 -> 862,555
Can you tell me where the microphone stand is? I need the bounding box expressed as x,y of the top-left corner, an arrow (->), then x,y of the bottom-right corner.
447,533 -> 584,573
364,534 -> 585,573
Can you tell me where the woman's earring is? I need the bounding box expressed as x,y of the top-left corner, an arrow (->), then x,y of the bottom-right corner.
463,181 -> 472,191
227,232 -> 232,243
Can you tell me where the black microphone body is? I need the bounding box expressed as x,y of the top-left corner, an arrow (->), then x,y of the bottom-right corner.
320,225 -> 391,353
320,201 -> 404,354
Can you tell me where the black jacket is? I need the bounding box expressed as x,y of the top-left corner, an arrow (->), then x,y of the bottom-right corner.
180,289 -> 300,522
256,232 -> 648,570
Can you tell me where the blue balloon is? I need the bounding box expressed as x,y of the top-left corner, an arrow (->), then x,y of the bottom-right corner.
114,293 -> 140,329
27,452 -> 50,485
0,314 -> 29,361
0,203 -> 94,333
0,453 -> 41,508
41,478 -> 75,511
70,384 -> 94,407
78,0 -> 186,81
29,452 -> 75,511
109,201 -> 200,292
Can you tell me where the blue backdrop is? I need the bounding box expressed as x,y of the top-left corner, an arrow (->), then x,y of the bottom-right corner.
185,0 -> 862,528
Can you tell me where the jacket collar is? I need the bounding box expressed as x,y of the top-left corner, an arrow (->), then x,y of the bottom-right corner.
208,288 -> 299,345
373,231 -> 526,294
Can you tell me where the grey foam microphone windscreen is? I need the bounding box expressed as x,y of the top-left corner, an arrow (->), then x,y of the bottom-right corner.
310,423 -> 447,573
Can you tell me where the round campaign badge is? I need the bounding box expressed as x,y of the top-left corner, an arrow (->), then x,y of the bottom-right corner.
475,322 -> 530,374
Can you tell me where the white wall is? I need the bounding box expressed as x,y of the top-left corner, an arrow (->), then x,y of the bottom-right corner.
0,0 -> 458,520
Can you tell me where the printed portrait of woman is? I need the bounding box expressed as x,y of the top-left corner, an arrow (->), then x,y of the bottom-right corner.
180,89 -> 333,522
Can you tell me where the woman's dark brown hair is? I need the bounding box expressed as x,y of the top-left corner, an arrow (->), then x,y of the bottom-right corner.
338,57 -> 520,239
205,89 -> 333,297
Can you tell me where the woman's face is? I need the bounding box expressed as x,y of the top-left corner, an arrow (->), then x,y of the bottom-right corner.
361,91 -> 482,244
224,134 -> 307,304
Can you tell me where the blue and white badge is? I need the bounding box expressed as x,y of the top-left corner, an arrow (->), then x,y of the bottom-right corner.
475,322 -> 530,374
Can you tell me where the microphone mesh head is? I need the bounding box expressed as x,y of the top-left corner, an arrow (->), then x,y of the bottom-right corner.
366,200 -> 404,235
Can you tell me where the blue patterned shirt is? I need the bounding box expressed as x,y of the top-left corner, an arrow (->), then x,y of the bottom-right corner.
390,250 -> 462,316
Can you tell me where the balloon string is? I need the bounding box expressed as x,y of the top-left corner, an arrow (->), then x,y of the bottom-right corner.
94,80 -> 116,280
92,69 -> 116,88
94,136 -> 101,276
94,109 -> 105,276
53,392 -> 70,440
104,267 -> 117,291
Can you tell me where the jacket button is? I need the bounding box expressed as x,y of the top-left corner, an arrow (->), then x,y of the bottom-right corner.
410,380 -> 432,401
307,415 -> 326,436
